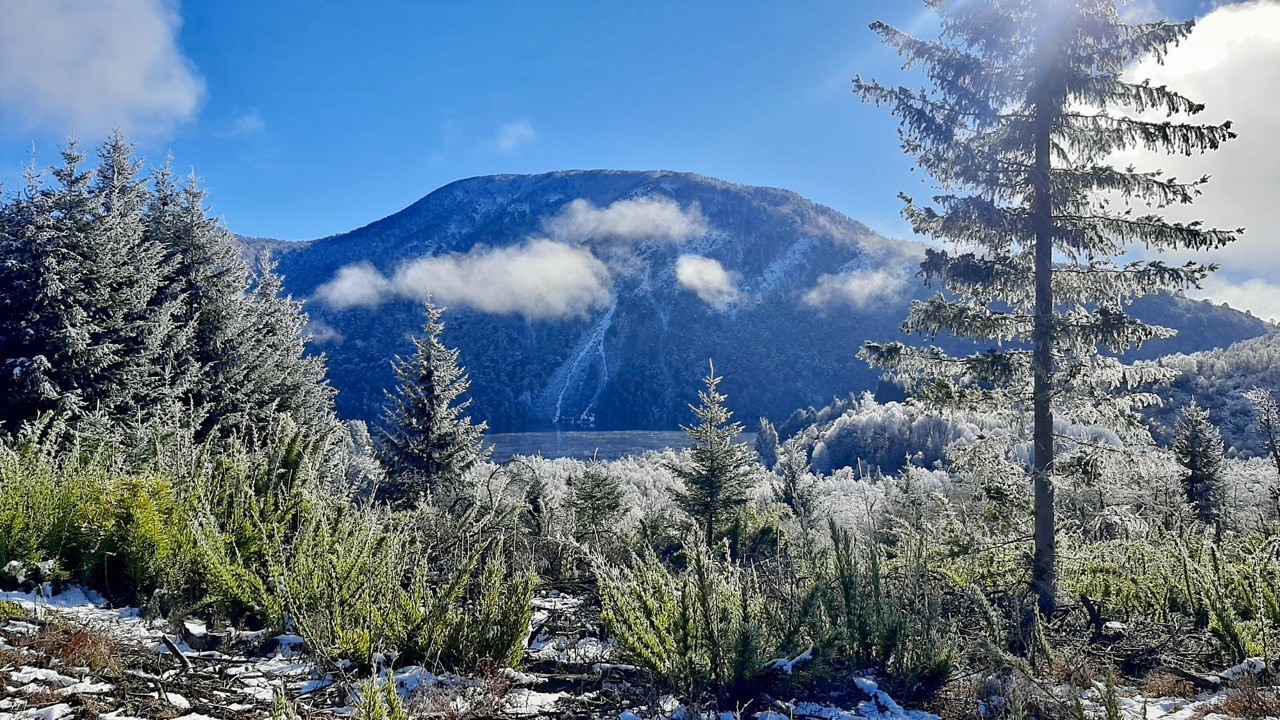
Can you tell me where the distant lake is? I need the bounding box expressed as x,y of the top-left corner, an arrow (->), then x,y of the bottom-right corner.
487,429 -> 756,462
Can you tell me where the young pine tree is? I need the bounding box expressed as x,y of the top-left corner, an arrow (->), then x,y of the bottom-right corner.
566,463 -> 626,544
1172,399 -> 1223,525
754,418 -> 779,469
379,298 -> 489,508
854,0 -> 1238,611
667,362 -> 758,547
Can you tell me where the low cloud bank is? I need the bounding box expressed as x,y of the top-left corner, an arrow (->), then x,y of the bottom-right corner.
803,268 -> 906,309
393,239 -> 611,320
675,255 -> 743,309
546,197 -> 707,246
314,240 -> 611,320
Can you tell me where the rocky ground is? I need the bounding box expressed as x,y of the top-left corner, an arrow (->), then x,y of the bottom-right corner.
0,586 -> 1271,720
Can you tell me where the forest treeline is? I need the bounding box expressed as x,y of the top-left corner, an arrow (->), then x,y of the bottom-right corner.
0,132 -> 334,445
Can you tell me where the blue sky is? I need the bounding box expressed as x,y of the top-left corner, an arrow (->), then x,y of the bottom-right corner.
1,0 -> 1276,316
0,0 -> 1220,239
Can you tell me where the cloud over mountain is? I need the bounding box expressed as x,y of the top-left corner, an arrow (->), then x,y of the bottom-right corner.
676,254 -> 743,309
803,268 -> 906,309
392,239 -> 611,320
546,197 -> 707,245
315,240 -> 611,320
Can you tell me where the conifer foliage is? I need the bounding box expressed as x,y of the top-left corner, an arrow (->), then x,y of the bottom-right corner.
0,134 -> 334,442
853,0 -> 1238,611
378,297 -> 489,507
1172,399 -> 1223,525
1245,387 -> 1280,481
566,464 -> 626,543
668,362 -> 758,546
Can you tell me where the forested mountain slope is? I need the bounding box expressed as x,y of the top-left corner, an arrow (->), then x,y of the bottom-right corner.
251,170 -> 1276,430
1144,332 -> 1280,457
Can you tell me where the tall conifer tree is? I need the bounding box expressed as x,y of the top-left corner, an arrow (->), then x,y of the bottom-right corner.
853,1 -> 1238,611
379,297 -> 489,507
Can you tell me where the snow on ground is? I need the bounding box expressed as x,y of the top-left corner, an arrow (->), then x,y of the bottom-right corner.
12,585 -> 1241,720
0,585 -> 327,719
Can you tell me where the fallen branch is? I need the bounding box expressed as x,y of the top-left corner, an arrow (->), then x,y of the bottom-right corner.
160,635 -> 193,673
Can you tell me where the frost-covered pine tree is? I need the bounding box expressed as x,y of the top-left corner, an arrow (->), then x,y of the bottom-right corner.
773,438 -> 818,535
1172,399 -> 1223,525
1245,388 -> 1280,481
854,0 -> 1238,611
149,169 -> 335,441
88,134 -> 192,430
146,162 -> 242,435
668,362 -> 758,546
213,255 -> 335,441
0,135 -> 190,434
378,298 -> 489,508
0,134 -> 336,443
754,418 -> 779,469
566,463 -> 626,544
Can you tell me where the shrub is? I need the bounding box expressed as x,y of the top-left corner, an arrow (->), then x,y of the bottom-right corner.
0,421 -> 191,601
1063,527 -> 1280,663
188,432 -> 536,670
597,542 -> 805,707
816,524 -> 952,693
598,519 -> 953,708
354,678 -> 410,720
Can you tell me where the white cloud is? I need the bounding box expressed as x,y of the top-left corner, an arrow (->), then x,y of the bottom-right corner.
394,239 -> 611,320
675,255 -> 743,309
1116,0 -> 1280,317
547,197 -> 708,245
493,119 -> 536,153
0,0 -> 204,136
304,319 -> 344,345
1192,275 -> 1280,324
803,268 -> 907,309
313,262 -> 393,310
316,241 -> 612,320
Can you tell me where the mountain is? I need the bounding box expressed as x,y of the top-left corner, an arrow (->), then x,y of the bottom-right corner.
255,170 -> 1276,431
1143,332 -> 1280,457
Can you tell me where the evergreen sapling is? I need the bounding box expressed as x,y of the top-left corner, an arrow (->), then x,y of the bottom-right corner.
668,362 -> 758,547
379,297 -> 489,508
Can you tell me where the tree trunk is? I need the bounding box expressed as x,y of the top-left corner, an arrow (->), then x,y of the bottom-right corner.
1030,46 -> 1059,615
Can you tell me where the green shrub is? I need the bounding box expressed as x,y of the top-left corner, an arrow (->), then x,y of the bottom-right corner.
354,678 -> 410,720
1,418 -> 536,675
187,429 -> 536,670
817,524 -> 953,691
0,422 -> 191,601
597,542 -> 803,707
1063,528 -> 1280,662
599,521 -> 954,707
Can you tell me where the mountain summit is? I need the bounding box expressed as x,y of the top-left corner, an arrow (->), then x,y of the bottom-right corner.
258,170 -> 1274,430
